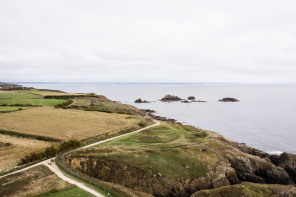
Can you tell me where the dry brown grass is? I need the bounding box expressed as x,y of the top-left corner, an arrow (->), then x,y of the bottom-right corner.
0,107 -> 142,141
0,165 -> 72,197
0,134 -> 54,172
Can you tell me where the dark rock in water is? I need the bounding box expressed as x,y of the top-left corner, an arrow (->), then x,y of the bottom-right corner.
134,98 -> 150,103
150,114 -> 177,123
181,100 -> 190,103
192,100 -> 207,103
219,97 -> 239,102
270,152 -> 296,182
160,95 -> 182,102
188,96 -> 195,100
141,109 -> 156,113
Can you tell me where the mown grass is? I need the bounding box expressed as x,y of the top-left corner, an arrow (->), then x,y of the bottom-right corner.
0,134 -> 54,172
42,186 -> 95,197
0,165 -> 72,197
0,91 -> 42,99
0,107 -> 143,141
0,98 -> 66,107
0,106 -> 32,112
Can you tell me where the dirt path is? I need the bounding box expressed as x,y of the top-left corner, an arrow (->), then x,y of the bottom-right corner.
44,161 -> 104,197
0,120 -> 160,196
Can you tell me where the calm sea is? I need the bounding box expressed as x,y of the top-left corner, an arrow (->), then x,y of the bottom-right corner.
21,83 -> 296,155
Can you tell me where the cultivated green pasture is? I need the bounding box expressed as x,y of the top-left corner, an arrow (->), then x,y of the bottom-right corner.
0,91 -> 42,99
0,106 -> 32,112
0,99 -> 66,107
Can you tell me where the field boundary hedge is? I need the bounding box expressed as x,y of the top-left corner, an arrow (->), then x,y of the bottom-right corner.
0,129 -> 61,142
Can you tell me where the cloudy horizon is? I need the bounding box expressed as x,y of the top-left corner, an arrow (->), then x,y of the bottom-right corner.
1,0 -> 296,83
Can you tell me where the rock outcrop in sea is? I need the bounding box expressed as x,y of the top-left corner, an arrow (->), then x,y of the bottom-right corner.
134,98 -> 150,103
219,97 -> 239,102
160,95 -> 182,102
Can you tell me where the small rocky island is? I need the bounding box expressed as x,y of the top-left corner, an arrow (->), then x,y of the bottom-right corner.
188,96 -> 196,100
219,97 -> 239,102
160,95 -> 182,102
134,98 -> 150,103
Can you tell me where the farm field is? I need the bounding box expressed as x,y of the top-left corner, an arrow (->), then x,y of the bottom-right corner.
17,89 -> 86,97
0,106 -> 32,112
0,98 -> 66,107
0,91 -> 42,99
0,107 -> 144,141
44,186 -> 94,197
0,165 -> 73,197
0,134 -> 54,172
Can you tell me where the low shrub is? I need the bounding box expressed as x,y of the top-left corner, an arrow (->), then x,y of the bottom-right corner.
18,139 -> 81,165
55,99 -> 73,108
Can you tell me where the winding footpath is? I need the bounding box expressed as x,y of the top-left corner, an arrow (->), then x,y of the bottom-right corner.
0,120 -> 160,197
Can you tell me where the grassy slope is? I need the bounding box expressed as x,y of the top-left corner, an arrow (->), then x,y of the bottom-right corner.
42,186 -> 94,197
0,134 -> 54,171
71,97 -> 142,115
191,182 -> 296,197
73,123 -> 216,179
0,165 -> 72,197
0,107 -> 143,141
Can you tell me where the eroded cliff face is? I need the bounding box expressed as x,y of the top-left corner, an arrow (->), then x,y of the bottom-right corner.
65,156 -> 241,197
64,148 -> 295,196
63,125 -> 296,197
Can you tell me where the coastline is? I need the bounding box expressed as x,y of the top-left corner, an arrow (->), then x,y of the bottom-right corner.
1,83 -> 296,196
17,82 -> 296,155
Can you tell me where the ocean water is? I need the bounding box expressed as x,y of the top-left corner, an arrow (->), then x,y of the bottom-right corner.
21,83 -> 296,154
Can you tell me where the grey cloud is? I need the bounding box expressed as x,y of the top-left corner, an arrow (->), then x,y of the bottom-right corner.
0,0 -> 296,83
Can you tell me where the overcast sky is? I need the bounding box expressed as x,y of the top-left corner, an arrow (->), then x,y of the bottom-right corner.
0,0 -> 296,83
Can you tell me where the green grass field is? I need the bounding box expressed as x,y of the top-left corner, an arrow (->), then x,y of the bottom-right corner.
0,106 -> 32,112
0,98 -> 66,107
0,91 -> 42,99
44,186 -> 94,197
17,89 -> 85,97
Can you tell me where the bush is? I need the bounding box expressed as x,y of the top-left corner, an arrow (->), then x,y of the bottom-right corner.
18,139 -> 81,165
55,99 -> 73,108
137,120 -> 146,127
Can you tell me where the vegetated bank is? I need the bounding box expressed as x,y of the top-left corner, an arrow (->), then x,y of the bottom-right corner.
60,122 -> 296,196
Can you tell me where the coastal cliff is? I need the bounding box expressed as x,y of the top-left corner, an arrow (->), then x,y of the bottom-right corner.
63,121 -> 296,197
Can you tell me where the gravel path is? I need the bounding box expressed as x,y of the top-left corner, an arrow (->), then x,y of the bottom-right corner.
0,120 -> 160,197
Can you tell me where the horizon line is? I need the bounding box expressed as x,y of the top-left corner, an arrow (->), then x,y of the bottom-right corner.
5,81 -> 296,85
